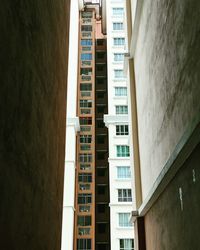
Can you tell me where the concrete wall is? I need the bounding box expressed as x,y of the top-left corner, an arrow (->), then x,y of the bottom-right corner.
0,0 -> 70,249
145,142 -> 200,250
134,0 -> 200,199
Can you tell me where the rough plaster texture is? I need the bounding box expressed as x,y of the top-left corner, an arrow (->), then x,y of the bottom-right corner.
134,0 -> 200,199
0,0 -> 70,249
145,143 -> 200,250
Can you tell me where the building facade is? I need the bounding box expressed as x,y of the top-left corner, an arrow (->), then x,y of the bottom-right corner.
61,1 -> 80,250
124,0 -> 200,249
104,1 -> 135,250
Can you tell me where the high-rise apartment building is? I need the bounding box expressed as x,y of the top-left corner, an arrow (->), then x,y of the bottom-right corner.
73,2 -> 111,250
104,1 -> 135,250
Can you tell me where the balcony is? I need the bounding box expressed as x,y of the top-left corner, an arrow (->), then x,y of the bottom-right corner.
81,61 -> 92,66
82,32 -> 92,38
81,91 -> 91,97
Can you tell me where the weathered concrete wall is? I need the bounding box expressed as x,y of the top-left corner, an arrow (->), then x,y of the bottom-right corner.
145,143 -> 200,250
0,0 -> 70,249
134,0 -> 200,199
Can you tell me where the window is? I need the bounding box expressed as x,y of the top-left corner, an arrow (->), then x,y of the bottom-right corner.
113,38 -> 125,45
77,216 -> 91,226
77,239 -> 91,250
119,213 -> 132,227
113,7 -> 124,16
80,83 -> 92,91
116,125 -> 129,135
79,205 -> 90,212
81,39 -> 92,46
116,145 -> 130,157
81,12 -> 92,18
113,22 -> 124,30
78,194 -> 92,204
118,189 -> 132,202
97,185 -> 106,195
96,52 -> 105,59
79,183 -> 90,190
97,223 -> 106,234
97,152 -> 106,160
80,117 -> 92,125
79,154 -> 92,163
97,168 -> 106,177
116,105 -> 128,114
80,144 -> 91,151
97,106 -> 105,113
96,119 -> 104,128
115,87 -> 127,96
81,53 -> 92,60
120,239 -> 134,250
78,228 -> 90,236
117,166 -> 131,179
80,100 -> 92,108
78,173 -> 92,183
114,70 -> 124,78
97,204 -> 106,213
81,68 -> 92,76
97,39 -> 104,46
97,135 -> 105,144
80,164 -> 91,171
114,53 -> 124,61
81,25 -> 92,31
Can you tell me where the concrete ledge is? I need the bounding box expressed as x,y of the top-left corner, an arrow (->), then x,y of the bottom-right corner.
139,113 -> 200,216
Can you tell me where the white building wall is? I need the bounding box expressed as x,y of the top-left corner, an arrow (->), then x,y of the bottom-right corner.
105,0 -> 135,249
61,1 -> 79,250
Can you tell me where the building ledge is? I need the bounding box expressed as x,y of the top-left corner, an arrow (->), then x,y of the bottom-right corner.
67,117 -> 80,132
104,114 -> 129,127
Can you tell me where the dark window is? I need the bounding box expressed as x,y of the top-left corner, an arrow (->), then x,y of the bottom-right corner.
97,152 -> 105,160
77,239 -> 91,250
96,52 -> 105,59
77,216 -> 91,226
80,117 -> 92,125
96,119 -> 104,128
78,194 -> 92,204
97,223 -> 106,234
78,173 -> 92,183
81,25 -> 92,31
97,168 -> 106,177
97,92 -> 105,99
97,244 -> 108,250
97,185 -> 106,195
97,135 -> 105,144
97,204 -> 106,213
97,39 -> 104,46
80,83 -> 92,91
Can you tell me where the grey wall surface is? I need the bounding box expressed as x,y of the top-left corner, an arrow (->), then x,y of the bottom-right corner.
0,0 -> 70,249
134,0 -> 200,199
145,143 -> 200,250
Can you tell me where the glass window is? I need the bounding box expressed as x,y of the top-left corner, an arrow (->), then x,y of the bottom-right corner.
114,53 -> 124,61
113,8 -> 124,16
116,145 -> 130,157
78,173 -> 92,183
113,22 -> 124,30
115,87 -> 127,96
97,204 -> 106,213
80,100 -> 92,108
77,216 -> 91,226
118,189 -> 132,202
116,105 -> 128,114
80,164 -> 91,171
78,194 -> 92,204
81,53 -> 92,60
80,84 -> 92,91
77,239 -> 91,250
120,239 -> 134,250
81,12 -> 93,18
78,228 -> 90,236
81,25 -> 92,31
114,70 -> 124,78
116,125 -> 129,135
80,135 -> 92,143
81,39 -> 92,46
119,213 -> 132,227
79,205 -> 90,212
117,166 -> 131,179
80,117 -> 92,125
79,183 -> 90,190
79,154 -> 92,163
113,38 -> 125,45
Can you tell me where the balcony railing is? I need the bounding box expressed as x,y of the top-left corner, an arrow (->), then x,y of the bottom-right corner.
80,108 -> 91,115
81,61 -> 92,66
82,32 -> 91,38
81,75 -> 91,81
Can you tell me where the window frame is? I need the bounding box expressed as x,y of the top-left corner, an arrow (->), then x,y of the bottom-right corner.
118,189 -> 132,202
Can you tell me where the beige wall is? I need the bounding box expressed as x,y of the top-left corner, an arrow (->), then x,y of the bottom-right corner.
132,0 -> 200,200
